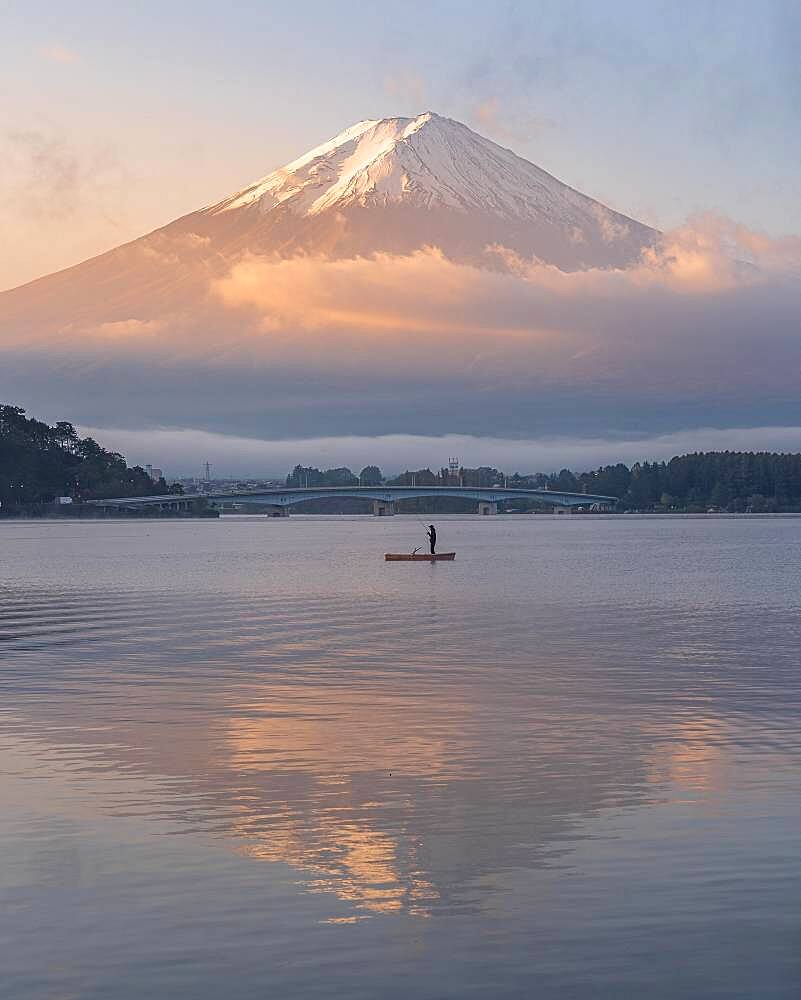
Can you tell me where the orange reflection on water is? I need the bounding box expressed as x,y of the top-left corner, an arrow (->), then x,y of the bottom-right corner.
225,682 -> 468,915
647,717 -> 729,795
227,683 -> 473,778
238,817 -> 437,916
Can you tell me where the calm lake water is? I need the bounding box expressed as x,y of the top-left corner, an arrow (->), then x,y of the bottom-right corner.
1,515 -> 800,999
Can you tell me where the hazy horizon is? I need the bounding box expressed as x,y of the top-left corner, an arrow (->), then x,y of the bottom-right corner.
76,424 -> 801,481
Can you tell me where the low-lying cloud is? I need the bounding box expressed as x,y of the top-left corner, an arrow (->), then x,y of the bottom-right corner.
79,425 -> 801,480
208,213 -> 799,395
2,214 -> 799,446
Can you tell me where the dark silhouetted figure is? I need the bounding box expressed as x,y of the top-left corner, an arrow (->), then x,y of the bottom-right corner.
427,524 -> 437,554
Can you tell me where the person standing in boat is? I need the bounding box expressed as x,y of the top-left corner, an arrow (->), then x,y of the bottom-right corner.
427,524 -> 437,555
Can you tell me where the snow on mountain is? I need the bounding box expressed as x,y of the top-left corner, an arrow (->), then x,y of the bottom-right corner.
185,111 -> 656,271
0,112 -> 658,330
210,111 -> 652,247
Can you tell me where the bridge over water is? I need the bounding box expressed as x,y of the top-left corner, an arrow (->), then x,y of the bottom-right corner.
88,485 -> 617,516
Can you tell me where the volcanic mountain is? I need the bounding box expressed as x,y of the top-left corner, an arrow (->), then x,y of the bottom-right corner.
1,112 -> 657,333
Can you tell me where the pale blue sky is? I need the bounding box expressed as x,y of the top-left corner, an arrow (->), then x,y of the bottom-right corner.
2,0 -> 799,288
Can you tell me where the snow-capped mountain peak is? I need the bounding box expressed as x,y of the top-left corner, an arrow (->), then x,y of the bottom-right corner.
211,111 -> 629,233
1,112 -> 658,318
215,112 -> 442,216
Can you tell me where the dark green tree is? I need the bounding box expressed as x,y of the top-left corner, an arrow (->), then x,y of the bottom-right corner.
359,466 -> 383,485
0,403 -> 168,510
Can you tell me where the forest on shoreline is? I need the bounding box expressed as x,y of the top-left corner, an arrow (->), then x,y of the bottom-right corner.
286,451 -> 801,513
0,404 -> 180,513
4,403 -> 801,515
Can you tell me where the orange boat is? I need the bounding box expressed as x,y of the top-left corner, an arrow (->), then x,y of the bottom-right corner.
384,552 -> 456,561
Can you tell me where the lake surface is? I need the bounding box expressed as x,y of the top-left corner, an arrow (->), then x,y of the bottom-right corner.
1,515 -> 799,999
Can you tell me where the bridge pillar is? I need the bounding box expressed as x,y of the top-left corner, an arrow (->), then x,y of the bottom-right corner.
264,504 -> 290,517
477,501 -> 498,515
553,505 -> 571,515
372,500 -> 395,516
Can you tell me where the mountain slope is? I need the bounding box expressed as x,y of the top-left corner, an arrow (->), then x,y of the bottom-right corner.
0,112 -> 658,334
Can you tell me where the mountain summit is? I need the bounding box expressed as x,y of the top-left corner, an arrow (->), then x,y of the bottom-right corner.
1,113 -> 657,330
201,111 -> 656,267
213,112 -> 605,222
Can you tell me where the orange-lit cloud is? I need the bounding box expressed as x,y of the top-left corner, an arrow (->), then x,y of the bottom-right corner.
213,247 -> 560,338
384,72 -> 427,107
92,318 -> 166,339
214,215 -> 799,335
206,216 -> 799,388
2,215 -> 798,442
473,97 -> 501,131
468,99 -> 554,145
39,44 -> 80,64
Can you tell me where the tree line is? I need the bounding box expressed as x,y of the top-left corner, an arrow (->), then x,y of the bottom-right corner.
0,404 -> 180,512
287,452 -> 801,512
5,403 -> 799,514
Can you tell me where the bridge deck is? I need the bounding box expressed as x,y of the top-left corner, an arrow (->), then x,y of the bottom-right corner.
87,485 -> 618,508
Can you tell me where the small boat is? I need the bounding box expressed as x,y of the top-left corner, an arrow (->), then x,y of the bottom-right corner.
385,552 -> 456,561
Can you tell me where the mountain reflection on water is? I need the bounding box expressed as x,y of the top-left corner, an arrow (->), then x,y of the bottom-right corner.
2,588 -> 661,919
1,516 -> 800,998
